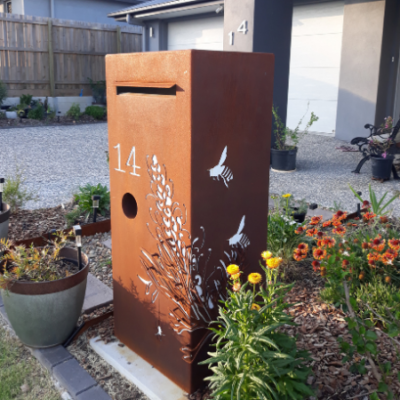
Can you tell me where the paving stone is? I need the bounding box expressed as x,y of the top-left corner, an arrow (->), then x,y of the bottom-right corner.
32,345 -> 73,372
76,386 -> 112,400
53,359 -> 97,397
82,273 -> 113,314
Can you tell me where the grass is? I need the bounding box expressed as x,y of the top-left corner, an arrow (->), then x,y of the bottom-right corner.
0,323 -> 61,400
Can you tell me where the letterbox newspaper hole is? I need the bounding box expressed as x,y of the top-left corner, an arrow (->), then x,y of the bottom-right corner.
122,193 -> 138,219
117,86 -> 176,96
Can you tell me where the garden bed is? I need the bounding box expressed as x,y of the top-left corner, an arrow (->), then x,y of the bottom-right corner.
8,204 -> 110,241
0,114 -> 106,129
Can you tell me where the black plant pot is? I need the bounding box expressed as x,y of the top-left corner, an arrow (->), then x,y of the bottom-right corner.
271,147 -> 297,172
371,155 -> 394,180
291,207 -> 306,223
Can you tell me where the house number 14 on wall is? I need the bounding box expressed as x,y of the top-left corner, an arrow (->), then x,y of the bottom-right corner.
229,20 -> 248,45
113,144 -> 141,177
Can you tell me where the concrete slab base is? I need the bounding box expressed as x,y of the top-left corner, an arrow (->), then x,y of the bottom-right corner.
82,273 -> 113,314
90,337 -> 187,400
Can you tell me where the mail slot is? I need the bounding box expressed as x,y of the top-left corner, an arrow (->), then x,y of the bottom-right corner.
106,50 -> 275,394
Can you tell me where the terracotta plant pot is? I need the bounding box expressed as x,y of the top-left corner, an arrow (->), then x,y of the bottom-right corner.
1,247 -> 89,348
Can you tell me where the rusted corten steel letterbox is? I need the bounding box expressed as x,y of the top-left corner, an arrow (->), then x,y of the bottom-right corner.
106,50 -> 274,393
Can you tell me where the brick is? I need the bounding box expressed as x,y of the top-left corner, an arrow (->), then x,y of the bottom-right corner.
53,359 -> 97,397
76,386 -> 112,400
32,345 -> 73,371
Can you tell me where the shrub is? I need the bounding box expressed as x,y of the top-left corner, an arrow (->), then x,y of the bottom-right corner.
19,94 -> 33,107
0,80 -> 7,106
201,256 -> 314,400
73,183 -> 110,219
27,104 -> 45,120
88,78 -> 106,104
3,166 -> 38,211
66,103 -> 81,120
65,207 -> 82,228
85,105 -> 106,120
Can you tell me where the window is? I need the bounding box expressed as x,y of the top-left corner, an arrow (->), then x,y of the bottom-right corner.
5,1 -> 11,13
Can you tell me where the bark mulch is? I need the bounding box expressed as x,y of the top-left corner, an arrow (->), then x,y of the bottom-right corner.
8,204 -> 109,241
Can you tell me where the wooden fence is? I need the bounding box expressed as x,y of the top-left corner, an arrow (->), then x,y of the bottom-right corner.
0,12 -> 142,97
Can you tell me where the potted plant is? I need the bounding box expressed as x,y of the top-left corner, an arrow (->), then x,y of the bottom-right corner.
271,105 -> 319,172
290,198 -> 309,223
0,230 -> 89,348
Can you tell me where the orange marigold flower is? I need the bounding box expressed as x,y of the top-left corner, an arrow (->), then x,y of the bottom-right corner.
306,228 -> 319,237
316,231 -> 324,239
367,252 -> 381,262
362,200 -> 371,208
385,276 -> 391,284
381,254 -> 394,265
310,216 -> 323,225
371,237 -> 386,252
322,220 -> 332,228
362,242 -> 369,250
321,236 -> 336,248
332,220 -> 342,227
359,272 -> 365,280
295,226 -> 305,234
368,259 -> 377,268
364,212 -> 376,221
297,243 -> 309,254
293,249 -> 307,261
333,210 -> 347,220
312,260 -> 320,272
332,226 -> 346,236
342,259 -> 350,269
313,247 -> 327,260
320,267 -> 327,277
353,239 -> 359,244
384,248 -> 398,260
380,216 -> 389,224
388,239 -> 400,252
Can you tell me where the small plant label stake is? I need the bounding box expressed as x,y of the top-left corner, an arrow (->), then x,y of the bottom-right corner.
208,146 -> 233,188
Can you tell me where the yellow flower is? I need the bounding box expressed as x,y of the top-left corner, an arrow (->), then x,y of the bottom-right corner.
248,273 -> 262,285
266,257 -> 283,269
261,251 -> 273,260
230,273 -> 241,280
282,194 -> 291,198
227,264 -> 240,275
251,303 -> 261,311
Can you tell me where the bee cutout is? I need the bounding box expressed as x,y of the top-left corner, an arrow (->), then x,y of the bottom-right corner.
228,215 -> 250,249
208,146 -> 233,188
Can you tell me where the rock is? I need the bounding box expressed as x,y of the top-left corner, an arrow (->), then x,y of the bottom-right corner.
21,384 -> 30,393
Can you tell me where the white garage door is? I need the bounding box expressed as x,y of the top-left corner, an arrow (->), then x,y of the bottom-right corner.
287,1 -> 344,135
168,16 -> 224,51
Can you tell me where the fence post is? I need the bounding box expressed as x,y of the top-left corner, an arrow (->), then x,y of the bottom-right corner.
48,19 -> 55,97
116,26 -> 122,53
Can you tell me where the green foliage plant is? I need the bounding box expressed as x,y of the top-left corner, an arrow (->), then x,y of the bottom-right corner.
0,80 -> 8,106
66,103 -> 81,120
19,94 -> 33,107
65,207 -> 82,228
349,183 -> 398,216
88,78 -> 106,104
3,166 -> 38,211
272,104 -> 319,150
85,105 -> 106,120
27,104 -> 45,120
73,183 -> 110,219
200,257 -> 314,400
267,194 -> 308,262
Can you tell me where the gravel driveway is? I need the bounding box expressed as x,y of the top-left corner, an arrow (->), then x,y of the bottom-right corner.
0,124 -> 399,217
0,124 -> 109,209
270,134 -> 400,218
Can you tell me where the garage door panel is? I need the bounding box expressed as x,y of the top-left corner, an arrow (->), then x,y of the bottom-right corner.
290,34 -> 343,68
287,99 -> 338,135
168,17 -> 224,51
288,68 -> 341,101
293,1 -> 345,36
288,1 -> 344,135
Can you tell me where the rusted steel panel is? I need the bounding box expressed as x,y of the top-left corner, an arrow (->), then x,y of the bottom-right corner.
106,50 -> 274,393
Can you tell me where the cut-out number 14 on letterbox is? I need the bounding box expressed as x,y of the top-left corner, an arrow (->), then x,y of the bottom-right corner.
114,144 -> 141,177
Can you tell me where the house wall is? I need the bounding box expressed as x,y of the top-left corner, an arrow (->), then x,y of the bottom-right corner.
335,0 -> 386,141
11,0 -> 24,14
23,0 -> 130,24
